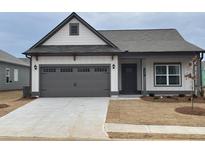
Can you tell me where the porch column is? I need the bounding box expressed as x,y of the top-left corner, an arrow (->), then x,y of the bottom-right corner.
110,55 -> 119,96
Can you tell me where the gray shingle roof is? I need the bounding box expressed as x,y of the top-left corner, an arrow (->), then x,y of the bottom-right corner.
19,58 -> 30,66
99,29 -> 204,52
0,49 -> 29,66
26,45 -> 122,54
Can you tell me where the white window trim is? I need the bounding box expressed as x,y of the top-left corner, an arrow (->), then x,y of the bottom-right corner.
14,69 -> 19,82
154,64 -> 181,87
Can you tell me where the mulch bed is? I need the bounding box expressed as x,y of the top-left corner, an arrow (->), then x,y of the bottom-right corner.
175,106 -> 205,116
141,96 -> 205,103
0,104 -> 9,108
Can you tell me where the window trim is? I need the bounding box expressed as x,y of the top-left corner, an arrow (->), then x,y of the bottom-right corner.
69,23 -> 79,36
5,68 -> 11,83
14,69 -> 19,82
154,63 -> 182,87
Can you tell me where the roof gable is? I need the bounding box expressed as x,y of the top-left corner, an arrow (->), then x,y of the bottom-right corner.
30,12 -> 117,49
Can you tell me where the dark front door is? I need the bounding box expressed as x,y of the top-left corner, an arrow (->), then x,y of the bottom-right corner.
121,64 -> 137,94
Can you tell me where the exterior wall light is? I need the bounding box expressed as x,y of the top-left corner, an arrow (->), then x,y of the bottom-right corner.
112,64 -> 115,69
34,65 -> 37,70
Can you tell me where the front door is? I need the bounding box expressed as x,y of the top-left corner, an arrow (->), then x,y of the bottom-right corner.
121,64 -> 137,94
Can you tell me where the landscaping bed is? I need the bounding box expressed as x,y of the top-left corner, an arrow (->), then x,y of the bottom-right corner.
141,95 -> 205,103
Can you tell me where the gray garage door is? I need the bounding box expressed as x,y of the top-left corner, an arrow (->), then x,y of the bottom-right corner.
40,65 -> 110,97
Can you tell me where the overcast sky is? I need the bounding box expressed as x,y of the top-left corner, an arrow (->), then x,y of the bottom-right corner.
0,12 -> 205,57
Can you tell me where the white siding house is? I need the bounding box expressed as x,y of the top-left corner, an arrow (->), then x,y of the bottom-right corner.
24,12 -> 204,97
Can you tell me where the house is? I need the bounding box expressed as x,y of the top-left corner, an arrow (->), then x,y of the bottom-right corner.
201,61 -> 205,87
0,49 -> 30,91
23,12 -> 204,97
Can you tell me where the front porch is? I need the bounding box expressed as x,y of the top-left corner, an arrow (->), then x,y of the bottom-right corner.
118,56 -> 144,95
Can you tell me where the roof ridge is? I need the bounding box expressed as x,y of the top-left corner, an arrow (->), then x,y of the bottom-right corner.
98,28 -> 176,31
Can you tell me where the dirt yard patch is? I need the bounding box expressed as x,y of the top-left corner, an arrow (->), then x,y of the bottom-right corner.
106,99 -> 205,127
0,90 -> 33,117
106,99 -> 205,140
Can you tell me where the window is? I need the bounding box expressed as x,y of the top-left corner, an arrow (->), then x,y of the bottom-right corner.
78,67 -> 90,72
69,23 -> 79,35
60,68 -> 73,72
155,64 -> 181,86
94,67 -> 108,72
14,69 -> 18,81
43,68 -> 56,72
5,68 -> 10,83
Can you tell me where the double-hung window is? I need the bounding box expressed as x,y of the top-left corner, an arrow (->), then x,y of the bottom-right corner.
155,64 -> 181,86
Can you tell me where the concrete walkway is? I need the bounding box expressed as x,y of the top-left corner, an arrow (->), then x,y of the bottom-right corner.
105,123 -> 205,135
0,98 -> 109,140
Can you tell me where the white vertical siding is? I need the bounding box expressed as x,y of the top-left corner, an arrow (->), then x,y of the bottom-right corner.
31,55 -> 118,93
43,18 -> 107,45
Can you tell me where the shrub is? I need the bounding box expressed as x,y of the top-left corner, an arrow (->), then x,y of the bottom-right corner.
178,94 -> 185,97
154,96 -> 160,100
149,93 -> 155,97
192,94 -> 197,98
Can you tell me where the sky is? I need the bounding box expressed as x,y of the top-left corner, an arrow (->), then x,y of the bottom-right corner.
0,12 -> 205,58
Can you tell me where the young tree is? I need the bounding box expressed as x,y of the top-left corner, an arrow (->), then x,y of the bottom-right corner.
185,55 -> 198,110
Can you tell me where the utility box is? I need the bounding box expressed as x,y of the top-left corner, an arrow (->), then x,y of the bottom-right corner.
23,86 -> 31,98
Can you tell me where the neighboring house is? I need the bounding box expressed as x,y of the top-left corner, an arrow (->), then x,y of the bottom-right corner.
23,12 -> 204,97
201,61 -> 205,87
0,49 -> 30,91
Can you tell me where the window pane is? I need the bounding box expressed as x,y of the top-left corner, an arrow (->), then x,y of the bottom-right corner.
71,26 -> 77,33
156,66 -> 166,75
156,76 -> 167,85
169,76 -> 180,85
169,65 -> 179,74
70,23 -> 79,35
6,77 -> 9,83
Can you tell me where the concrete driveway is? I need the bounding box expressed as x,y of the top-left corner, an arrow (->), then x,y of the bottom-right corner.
0,97 -> 109,140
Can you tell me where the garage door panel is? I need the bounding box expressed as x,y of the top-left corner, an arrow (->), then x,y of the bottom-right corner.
40,65 -> 110,97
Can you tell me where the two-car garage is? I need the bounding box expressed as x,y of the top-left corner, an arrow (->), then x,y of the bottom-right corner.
39,65 -> 110,97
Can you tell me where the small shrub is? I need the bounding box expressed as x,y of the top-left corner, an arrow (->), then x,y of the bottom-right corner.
154,96 -> 159,100
192,94 -> 197,98
0,104 -> 9,108
178,94 -> 185,97
166,96 -> 172,99
149,93 -> 155,97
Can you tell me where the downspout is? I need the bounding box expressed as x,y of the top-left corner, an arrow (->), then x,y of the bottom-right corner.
25,54 -> 32,96
200,52 -> 204,95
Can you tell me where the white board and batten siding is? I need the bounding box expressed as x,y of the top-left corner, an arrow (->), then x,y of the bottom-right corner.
43,18 -> 107,46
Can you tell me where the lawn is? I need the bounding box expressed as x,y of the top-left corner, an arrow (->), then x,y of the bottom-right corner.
106,99 -> 205,140
0,90 -> 33,117
106,99 -> 205,126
